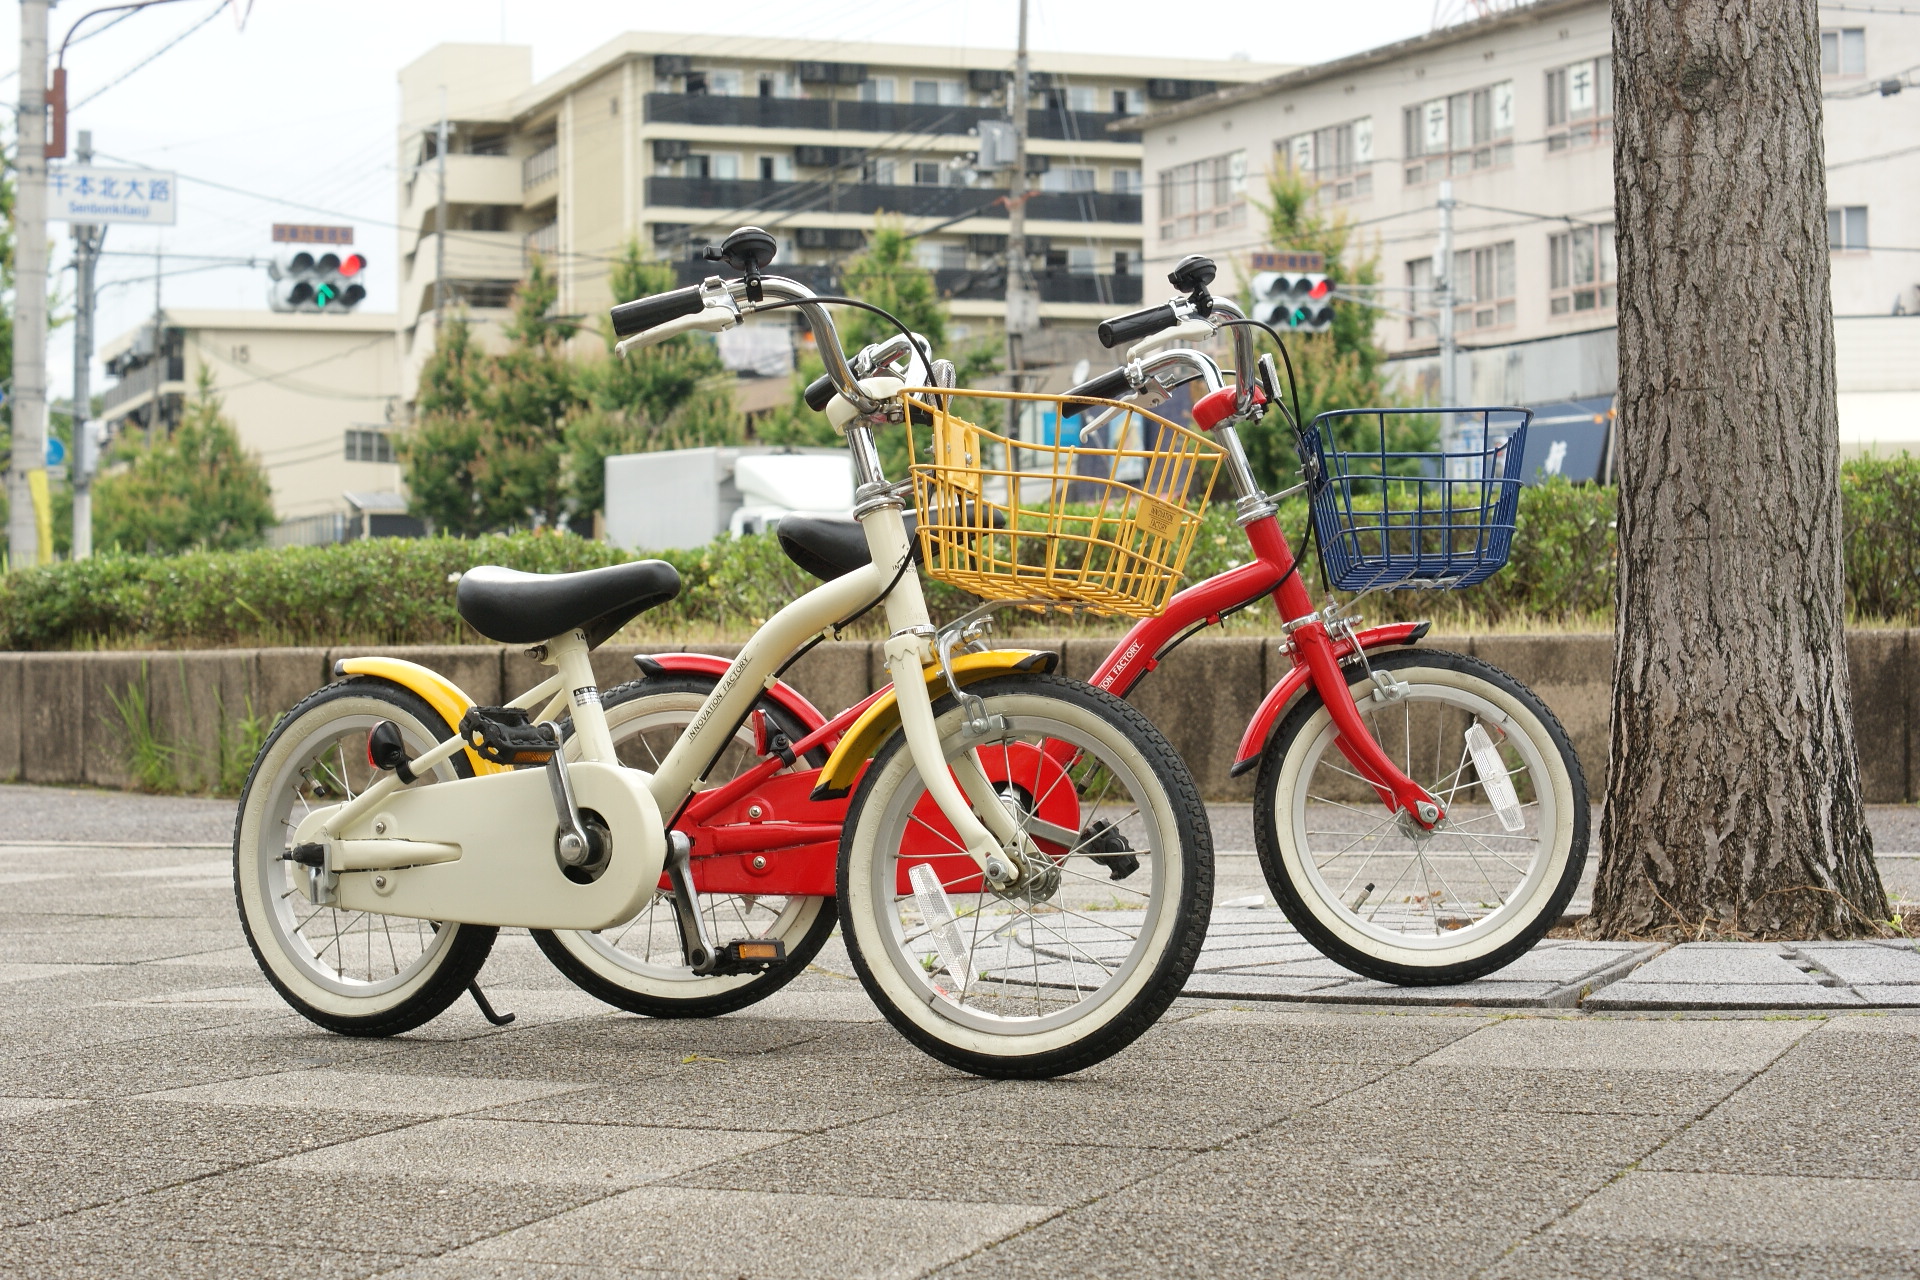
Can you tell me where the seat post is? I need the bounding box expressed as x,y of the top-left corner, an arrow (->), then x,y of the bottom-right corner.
546,631 -> 616,763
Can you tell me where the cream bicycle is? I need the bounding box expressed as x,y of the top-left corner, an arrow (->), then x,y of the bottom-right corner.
234,228 -> 1215,1077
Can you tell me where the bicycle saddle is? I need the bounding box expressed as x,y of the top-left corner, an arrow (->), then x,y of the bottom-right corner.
456,560 -> 682,648
777,513 -> 920,583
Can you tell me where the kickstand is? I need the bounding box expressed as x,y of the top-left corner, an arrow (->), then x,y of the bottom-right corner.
466,982 -> 515,1026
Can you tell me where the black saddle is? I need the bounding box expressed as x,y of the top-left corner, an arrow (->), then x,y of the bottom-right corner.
777,514 -> 920,583
456,561 -> 682,648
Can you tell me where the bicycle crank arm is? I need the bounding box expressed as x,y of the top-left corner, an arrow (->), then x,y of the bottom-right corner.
663,832 -> 720,974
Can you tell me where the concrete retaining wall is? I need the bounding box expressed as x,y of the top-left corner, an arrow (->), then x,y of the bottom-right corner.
1,632 -> 1912,802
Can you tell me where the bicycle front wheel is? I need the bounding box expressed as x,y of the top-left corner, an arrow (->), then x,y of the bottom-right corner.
1254,648 -> 1588,985
839,674 -> 1211,1079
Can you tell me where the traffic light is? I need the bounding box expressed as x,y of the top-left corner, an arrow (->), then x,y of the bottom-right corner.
1250,271 -> 1334,333
268,249 -> 368,312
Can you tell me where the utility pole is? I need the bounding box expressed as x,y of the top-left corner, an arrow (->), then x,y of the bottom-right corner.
71,131 -> 105,561
1002,0 -> 1035,432
1434,179 -> 1458,468
146,243 -> 164,447
434,88 -> 449,319
9,0 -> 51,566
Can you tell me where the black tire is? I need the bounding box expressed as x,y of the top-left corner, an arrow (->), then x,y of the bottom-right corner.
532,673 -> 837,1018
838,674 -> 1212,1079
1253,648 -> 1588,986
232,678 -> 496,1037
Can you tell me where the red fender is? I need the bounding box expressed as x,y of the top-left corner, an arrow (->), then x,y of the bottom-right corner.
634,653 -> 830,734
1228,621 -> 1431,778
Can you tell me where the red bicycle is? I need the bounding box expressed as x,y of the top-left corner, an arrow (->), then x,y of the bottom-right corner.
535,258 -> 1587,1014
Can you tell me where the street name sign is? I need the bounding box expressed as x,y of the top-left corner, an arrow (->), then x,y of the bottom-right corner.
48,166 -> 177,225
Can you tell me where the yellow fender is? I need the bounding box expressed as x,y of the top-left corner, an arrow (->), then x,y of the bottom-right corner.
812,648 -> 1059,798
333,657 -> 507,776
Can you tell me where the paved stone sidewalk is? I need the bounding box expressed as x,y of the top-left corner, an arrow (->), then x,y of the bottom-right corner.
7,784 -> 1920,1276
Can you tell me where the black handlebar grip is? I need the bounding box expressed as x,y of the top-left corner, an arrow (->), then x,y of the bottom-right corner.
1097,303 -> 1178,350
609,284 -> 705,338
1061,367 -> 1134,418
803,371 -> 837,412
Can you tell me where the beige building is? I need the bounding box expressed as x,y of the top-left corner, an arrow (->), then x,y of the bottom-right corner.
394,36 -> 1286,398
99,310 -> 403,529
1127,0 -> 1920,451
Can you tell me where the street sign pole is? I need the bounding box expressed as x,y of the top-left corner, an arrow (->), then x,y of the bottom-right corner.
71,131 -> 104,560
10,0 -> 50,566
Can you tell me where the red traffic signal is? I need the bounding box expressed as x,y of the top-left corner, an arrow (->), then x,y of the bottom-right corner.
339,253 -> 366,277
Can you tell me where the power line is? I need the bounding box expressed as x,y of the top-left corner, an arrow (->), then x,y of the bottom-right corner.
71,2 -> 227,111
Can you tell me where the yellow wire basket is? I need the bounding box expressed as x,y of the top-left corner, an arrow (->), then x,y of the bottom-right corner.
903,388 -> 1226,617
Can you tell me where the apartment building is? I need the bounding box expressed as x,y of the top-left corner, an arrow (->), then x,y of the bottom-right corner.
100,310 -> 403,529
1128,0 -> 1920,454
394,37 -> 1284,397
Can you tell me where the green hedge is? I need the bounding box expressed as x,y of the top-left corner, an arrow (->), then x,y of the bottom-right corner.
3,458 -> 1915,651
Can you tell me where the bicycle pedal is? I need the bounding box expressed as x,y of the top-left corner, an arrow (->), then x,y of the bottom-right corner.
458,706 -> 558,766
1079,819 -> 1141,881
709,938 -> 786,975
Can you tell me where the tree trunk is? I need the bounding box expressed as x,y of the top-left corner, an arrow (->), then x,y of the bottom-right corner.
1594,0 -> 1888,939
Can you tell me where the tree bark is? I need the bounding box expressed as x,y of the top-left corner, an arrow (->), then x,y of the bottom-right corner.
1594,0 -> 1888,939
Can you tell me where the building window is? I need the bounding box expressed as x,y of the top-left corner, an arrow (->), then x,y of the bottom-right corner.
912,161 -> 945,186
1041,166 -> 1098,192
861,157 -> 896,185
1457,242 -> 1516,330
345,429 -> 393,464
685,153 -> 740,180
1157,150 -> 1247,241
1111,168 -> 1142,194
1406,257 -> 1435,340
706,69 -> 742,97
1549,223 -> 1617,315
757,71 -> 799,98
1822,28 -> 1866,76
758,154 -> 794,182
1114,248 -> 1140,275
916,241 -> 966,270
912,79 -> 964,105
1405,242 -> 1517,335
1403,81 -> 1513,184
1829,205 -> 1869,250
1067,85 -> 1099,113
1113,87 -> 1145,116
1546,56 -> 1613,151
1279,116 -> 1374,201
1066,247 -> 1097,276
858,77 -> 895,103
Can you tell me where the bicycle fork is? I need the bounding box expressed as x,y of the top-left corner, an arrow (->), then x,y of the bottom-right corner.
1289,616 -> 1446,830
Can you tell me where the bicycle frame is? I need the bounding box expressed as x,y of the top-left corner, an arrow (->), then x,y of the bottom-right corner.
296,274 -> 1069,931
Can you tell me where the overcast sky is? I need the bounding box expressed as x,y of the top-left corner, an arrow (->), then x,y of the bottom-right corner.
3,0 -> 1440,400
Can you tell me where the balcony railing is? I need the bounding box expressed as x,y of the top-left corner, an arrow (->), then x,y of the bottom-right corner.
670,258 -> 1142,306
643,93 -> 1138,143
645,176 -> 1140,224
522,144 -> 558,190
525,221 -> 559,258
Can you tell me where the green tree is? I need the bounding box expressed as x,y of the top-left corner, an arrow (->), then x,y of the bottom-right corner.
756,216 -> 996,470
566,243 -> 738,517
402,247 -> 738,533
92,370 -> 274,554
1239,168 -> 1429,491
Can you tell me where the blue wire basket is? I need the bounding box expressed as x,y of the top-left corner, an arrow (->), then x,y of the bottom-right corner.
1301,407 -> 1531,592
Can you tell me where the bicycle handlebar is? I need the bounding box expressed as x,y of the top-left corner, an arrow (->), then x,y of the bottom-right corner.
1097,303 -> 1179,349
1059,366 -> 1135,418
609,284 -> 706,338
